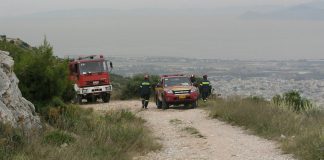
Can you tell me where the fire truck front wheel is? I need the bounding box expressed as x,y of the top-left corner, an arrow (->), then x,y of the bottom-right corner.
73,94 -> 82,104
102,93 -> 111,103
87,95 -> 96,103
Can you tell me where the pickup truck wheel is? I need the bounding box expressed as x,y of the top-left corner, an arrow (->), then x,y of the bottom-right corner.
191,100 -> 198,109
156,96 -> 162,109
162,99 -> 169,110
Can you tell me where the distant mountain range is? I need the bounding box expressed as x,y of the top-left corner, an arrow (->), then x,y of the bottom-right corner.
2,1 -> 324,21
2,8 -> 239,20
241,0 -> 324,21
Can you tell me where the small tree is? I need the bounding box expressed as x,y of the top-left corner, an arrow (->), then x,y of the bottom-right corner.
12,38 -> 73,110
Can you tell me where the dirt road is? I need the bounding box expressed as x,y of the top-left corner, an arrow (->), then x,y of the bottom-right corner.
81,100 -> 294,160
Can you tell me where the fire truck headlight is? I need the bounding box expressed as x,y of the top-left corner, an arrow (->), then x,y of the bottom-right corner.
82,89 -> 88,93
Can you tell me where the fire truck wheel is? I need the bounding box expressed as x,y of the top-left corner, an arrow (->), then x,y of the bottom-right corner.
93,96 -> 97,102
73,95 -> 82,104
102,93 -> 110,103
86,96 -> 95,103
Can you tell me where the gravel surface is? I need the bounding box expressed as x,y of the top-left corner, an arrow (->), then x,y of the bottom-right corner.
81,100 -> 294,160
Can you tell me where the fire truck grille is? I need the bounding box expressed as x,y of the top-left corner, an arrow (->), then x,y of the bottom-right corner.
92,88 -> 102,92
173,90 -> 190,94
86,80 -> 105,86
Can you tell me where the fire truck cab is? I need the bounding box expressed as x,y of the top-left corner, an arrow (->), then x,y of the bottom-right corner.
68,55 -> 113,103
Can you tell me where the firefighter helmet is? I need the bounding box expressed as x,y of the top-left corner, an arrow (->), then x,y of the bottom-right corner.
203,75 -> 208,79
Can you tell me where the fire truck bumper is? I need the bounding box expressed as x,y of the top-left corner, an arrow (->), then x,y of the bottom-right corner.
76,85 -> 113,95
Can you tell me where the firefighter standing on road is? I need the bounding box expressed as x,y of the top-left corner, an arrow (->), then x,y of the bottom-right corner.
200,75 -> 212,102
140,75 -> 152,109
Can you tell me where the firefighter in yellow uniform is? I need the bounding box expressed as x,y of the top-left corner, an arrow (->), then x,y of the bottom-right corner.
140,75 -> 152,109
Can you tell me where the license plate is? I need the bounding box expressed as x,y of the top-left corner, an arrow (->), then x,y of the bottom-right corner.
179,95 -> 186,99
93,81 -> 99,85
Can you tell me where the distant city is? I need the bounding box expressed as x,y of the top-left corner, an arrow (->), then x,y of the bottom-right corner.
110,56 -> 324,107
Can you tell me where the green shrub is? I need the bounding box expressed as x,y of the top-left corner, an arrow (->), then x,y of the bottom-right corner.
50,97 -> 66,108
43,130 -> 75,146
119,74 -> 160,100
272,90 -> 313,112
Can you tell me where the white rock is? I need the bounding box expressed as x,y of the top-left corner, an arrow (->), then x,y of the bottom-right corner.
60,143 -> 68,148
0,50 -> 41,129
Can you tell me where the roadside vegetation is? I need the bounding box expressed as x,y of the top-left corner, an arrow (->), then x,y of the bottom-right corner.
111,74 -> 160,100
0,38 -> 74,111
203,91 -> 324,160
0,104 -> 160,160
0,38 -> 160,159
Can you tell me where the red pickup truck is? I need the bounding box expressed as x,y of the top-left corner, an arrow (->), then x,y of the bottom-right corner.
154,74 -> 199,109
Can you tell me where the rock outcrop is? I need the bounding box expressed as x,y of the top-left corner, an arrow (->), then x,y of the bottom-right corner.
0,50 -> 41,129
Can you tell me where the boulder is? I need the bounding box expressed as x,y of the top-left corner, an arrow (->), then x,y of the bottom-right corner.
0,50 -> 41,129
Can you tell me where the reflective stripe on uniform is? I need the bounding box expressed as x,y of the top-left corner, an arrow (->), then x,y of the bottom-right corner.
201,82 -> 210,85
141,82 -> 150,86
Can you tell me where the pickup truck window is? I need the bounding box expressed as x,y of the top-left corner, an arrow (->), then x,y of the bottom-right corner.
164,77 -> 191,87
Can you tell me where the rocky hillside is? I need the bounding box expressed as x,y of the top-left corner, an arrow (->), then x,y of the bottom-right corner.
0,50 -> 41,129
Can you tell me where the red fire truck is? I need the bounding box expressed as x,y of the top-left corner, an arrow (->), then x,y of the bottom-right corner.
68,55 -> 113,103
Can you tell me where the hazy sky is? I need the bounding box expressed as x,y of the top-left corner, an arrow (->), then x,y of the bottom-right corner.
0,0 -> 312,16
1,0 -> 324,60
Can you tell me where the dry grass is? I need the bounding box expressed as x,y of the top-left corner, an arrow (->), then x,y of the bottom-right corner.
204,97 -> 324,160
0,105 -> 160,160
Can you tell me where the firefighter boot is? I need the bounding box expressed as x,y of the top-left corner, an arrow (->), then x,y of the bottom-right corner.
141,99 -> 145,108
144,100 -> 149,109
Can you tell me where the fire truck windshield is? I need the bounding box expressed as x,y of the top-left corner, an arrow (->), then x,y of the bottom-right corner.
164,77 -> 191,87
79,61 -> 108,74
